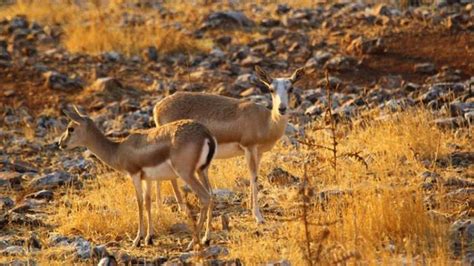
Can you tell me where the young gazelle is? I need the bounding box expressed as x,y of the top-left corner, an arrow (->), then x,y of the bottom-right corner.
154,66 -> 305,223
58,106 -> 216,248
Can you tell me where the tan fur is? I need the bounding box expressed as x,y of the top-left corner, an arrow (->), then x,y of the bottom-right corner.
59,107 -> 216,248
153,67 -> 305,223
154,92 -> 287,149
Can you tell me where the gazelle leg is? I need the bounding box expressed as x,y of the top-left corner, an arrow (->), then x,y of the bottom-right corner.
156,181 -> 162,211
171,179 -> 187,214
174,168 -> 212,250
144,179 -> 154,246
197,167 -> 212,194
198,168 -> 213,244
244,146 -> 264,224
131,173 -> 145,247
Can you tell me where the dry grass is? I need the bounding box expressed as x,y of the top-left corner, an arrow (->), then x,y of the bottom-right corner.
227,109 -> 464,264
0,0 -> 212,55
52,171 -> 179,243
45,108 -> 468,264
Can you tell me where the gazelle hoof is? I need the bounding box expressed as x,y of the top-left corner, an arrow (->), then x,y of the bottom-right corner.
145,235 -> 154,246
201,236 -> 211,246
132,236 -> 142,248
255,214 -> 265,224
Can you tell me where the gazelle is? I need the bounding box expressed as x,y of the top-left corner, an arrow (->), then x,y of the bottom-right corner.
58,106 -> 216,248
154,66 -> 305,223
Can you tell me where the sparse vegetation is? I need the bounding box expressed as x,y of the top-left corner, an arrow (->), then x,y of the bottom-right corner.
0,0 -> 212,55
0,0 -> 472,264
42,109 -> 467,264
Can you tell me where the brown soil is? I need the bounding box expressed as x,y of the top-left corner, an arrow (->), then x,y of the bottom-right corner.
1,27 -> 473,113
360,29 -> 474,83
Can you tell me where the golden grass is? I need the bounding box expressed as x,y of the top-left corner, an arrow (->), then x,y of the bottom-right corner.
0,0 -> 212,55
53,172 -> 178,243
227,109 -> 463,264
46,108 -> 467,264
64,21 -> 211,56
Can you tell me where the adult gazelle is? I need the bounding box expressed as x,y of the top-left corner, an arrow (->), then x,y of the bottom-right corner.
154,66 -> 305,223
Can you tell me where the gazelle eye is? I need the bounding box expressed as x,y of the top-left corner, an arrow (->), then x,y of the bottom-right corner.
288,87 -> 294,93
68,127 -> 75,133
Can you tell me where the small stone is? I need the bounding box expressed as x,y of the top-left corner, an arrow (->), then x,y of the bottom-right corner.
9,202 -> 34,214
414,63 -> 436,74
9,212 -> 44,227
0,214 -> 7,229
325,55 -> 355,71
8,160 -> 38,173
215,35 -> 232,46
433,117 -> 464,129
403,82 -> 420,92
305,105 -> 322,116
1,246 -> 25,256
3,89 -> 14,97
73,238 -> 92,259
276,4 -> 291,15
29,171 -> 74,190
102,51 -> 121,62
25,189 -> 54,201
93,245 -> 109,258
43,71 -> 83,92
143,46 -> 158,61
0,196 -> 14,210
261,18 -> 280,27
26,233 -> 41,250
9,15 -> 29,30
267,167 -> 298,186
201,11 -> 254,30
0,171 -> 22,188
170,223 -> 191,234
449,219 -> 474,258
85,77 -> 139,101
444,177 -> 474,187
347,36 -> 384,55
241,55 -> 262,67
213,188 -> 235,199
203,245 -> 229,259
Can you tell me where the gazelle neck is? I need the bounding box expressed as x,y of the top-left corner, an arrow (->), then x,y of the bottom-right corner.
270,103 -> 289,135
84,125 -> 121,171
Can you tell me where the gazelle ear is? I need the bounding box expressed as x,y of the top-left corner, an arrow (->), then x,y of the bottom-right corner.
63,105 -> 86,123
255,65 -> 272,88
290,67 -> 305,84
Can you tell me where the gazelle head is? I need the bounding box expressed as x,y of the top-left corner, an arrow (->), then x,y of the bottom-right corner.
58,106 -> 92,150
255,66 -> 305,116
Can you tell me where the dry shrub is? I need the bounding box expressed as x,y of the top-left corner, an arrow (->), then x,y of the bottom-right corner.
303,109 -> 453,185
228,109 -> 460,264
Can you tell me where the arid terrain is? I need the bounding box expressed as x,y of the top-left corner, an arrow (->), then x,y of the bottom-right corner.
0,0 -> 473,265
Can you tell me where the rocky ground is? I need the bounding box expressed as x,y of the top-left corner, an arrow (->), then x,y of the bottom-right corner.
0,1 -> 473,265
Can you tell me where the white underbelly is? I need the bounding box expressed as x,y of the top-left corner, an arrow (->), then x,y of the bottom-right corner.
215,142 -> 244,159
142,160 -> 177,181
